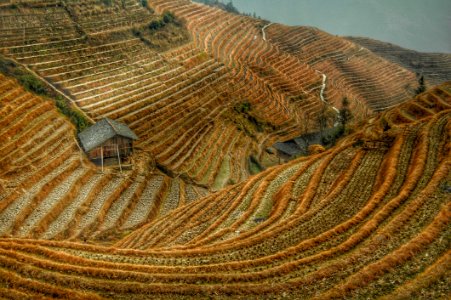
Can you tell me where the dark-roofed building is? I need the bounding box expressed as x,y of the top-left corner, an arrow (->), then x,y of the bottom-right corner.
273,127 -> 341,161
78,118 -> 138,168
273,141 -> 304,161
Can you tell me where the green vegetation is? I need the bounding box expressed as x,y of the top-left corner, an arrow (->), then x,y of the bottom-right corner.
234,101 -> 251,113
319,98 -> 354,147
316,104 -> 336,136
249,155 -> 264,175
0,56 -> 91,132
224,101 -> 277,139
321,125 -> 345,146
163,11 -> 175,23
415,74 -> 426,95
339,97 -> 352,127
17,74 -> 47,95
132,11 -> 189,50
148,20 -> 163,30
101,0 -> 112,6
148,11 -> 179,30
212,156 -> 231,190
291,97 -> 354,159
54,96 -> 91,132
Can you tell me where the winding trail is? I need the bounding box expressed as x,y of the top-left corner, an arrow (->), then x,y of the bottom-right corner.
319,73 -> 327,102
262,23 -> 273,41
317,71 -> 340,114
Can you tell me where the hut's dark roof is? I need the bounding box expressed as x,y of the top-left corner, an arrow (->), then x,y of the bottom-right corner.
273,142 -> 302,156
78,118 -> 138,152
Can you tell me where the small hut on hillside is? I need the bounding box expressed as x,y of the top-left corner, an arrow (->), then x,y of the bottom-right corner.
78,118 -> 138,171
273,141 -> 302,161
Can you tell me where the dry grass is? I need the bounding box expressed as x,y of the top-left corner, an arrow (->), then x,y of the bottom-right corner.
0,2 -> 450,298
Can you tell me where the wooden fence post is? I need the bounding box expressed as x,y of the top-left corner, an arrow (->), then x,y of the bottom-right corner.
116,144 -> 122,173
101,146 -> 104,173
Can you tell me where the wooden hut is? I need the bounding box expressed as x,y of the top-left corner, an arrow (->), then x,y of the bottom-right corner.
273,141 -> 303,161
78,118 -> 138,171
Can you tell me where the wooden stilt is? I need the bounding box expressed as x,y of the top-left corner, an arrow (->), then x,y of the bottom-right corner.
116,144 -> 122,173
101,146 -> 104,173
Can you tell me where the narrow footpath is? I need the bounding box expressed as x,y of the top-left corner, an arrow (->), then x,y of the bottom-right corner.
317,71 -> 340,114
262,23 -> 272,41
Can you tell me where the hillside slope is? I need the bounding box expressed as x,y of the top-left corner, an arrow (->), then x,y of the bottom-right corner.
0,0 -> 426,191
347,36 -> 451,86
0,0 -> 259,190
0,83 -> 449,298
0,73 -> 208,243
150,0 -> 419,112
0,1 -> 450,298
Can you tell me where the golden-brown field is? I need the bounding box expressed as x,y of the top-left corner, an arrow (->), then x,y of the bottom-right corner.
0,0 -> 450,298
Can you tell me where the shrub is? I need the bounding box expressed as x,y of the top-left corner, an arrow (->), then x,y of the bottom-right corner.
1,57 -> 48,97
415,75 -> 426,95
234,101 -> 251,114
162,11 -> 175,24
17,74 -> 47,95
224,1 -> 239,14
249,155 -> 264,174
132,28 -> 142,37
55,96 -> 90,133
0,57 -> 91,132
149,11 -> 179,31
149,20 -> 163,30
340,97 -> 352,126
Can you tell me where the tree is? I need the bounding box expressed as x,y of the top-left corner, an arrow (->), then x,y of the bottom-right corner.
300,111 -> 312,133
339,97 -> 352,127
317,104 -> 328,139
297,111 -> 313,154
415,75 -> 426,95
149,20 -> 163,30
225,1 -> 239,14
162,11 -> 175,24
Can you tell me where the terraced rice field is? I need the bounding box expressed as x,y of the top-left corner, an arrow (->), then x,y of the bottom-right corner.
1,0 -> 440,190
346,37 -> 451,86
0,73 -> 206,243
1,68 -> 450,297
149,0 -> 419,114
0,0 -> 256,189
0,0 -> 450,298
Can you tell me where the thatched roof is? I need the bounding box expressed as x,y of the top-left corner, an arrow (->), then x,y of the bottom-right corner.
78,118 -> 138,152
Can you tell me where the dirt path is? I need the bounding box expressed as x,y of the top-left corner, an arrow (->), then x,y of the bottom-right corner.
262,23 -> 273,41
317,71 -> 340,113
